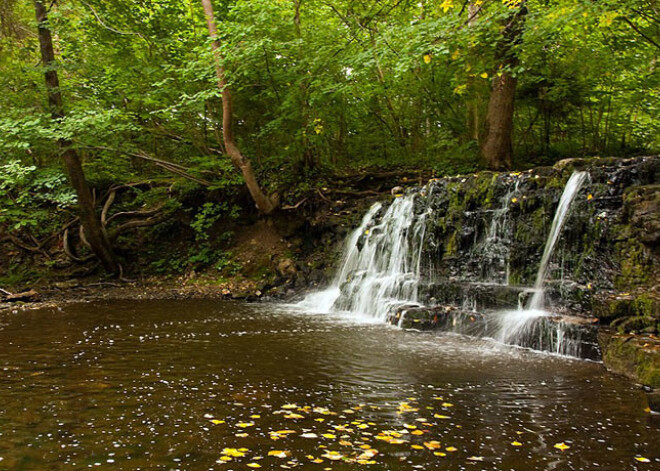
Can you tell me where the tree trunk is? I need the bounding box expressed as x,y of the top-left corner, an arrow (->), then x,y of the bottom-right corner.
466,2 -> 481,144
34,0 -> 120,274
481,2 -> 527,170
482,72 -> 517,169
293,0 -> 317,170
200,0 -> 278,214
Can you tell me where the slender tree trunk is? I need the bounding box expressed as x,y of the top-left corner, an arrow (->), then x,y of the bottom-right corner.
466,2 -> 481,144
34,0 -> 119,274
293,0 -> 317,170
200,0 -> 278,214
482,3 -> 527,170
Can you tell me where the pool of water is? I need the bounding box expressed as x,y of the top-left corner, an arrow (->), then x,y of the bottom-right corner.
0,300 -> 657,470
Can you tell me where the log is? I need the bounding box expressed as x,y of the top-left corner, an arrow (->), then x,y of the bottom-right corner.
2,289 -> 40,303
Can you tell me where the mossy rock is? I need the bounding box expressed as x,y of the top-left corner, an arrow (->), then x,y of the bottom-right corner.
599,331 -> 660,388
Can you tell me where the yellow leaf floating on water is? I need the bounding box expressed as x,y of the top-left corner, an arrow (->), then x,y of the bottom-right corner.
218,456 -> 232,462
434,452 -> 447,457
211,419 -> 225,425
635,457 -> 651,463
237,422 -> 254,428
511,441 -> 522,447
322,451 -> 344,461
446,446 -> 458,452
250,414 -> 260,419
411,430 -> 424,436
424,441 -> 441,450
322,433 -> 336,439
281,404 -> 298,410
222,448 -> 247,458
554,442 -> 570,451
411,445 -> 424,450
434,414 -> 450,419
284,413 -> 304,420
403,424 -> 417,430
268,450 -> 291,459
441,403 -> 454,408
467,456 -> 484,461
247,464 -> 261,468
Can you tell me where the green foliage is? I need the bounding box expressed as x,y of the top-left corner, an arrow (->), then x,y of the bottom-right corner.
1,0 -> 658,257
0,160 -> 74,234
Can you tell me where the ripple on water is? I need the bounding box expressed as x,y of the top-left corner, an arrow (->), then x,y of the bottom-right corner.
0,299 -> 657,470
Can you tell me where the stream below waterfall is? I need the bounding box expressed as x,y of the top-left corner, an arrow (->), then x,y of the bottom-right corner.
0,300 -> 658,469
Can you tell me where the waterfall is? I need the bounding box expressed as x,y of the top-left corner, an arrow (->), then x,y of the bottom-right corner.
479,177 -> 520,284
299,190 -> 430,320
528,171 -> 588,310
491,171 -> 588,348
297,170 -> 597,358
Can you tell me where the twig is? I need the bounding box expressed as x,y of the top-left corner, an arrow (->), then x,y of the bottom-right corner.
282,198 -> 308,210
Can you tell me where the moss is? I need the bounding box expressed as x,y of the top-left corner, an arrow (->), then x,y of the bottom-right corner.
445,231 -> 459,256
600,332 -> 660,388
615,241 -> 651,289
594,294 -> 659,332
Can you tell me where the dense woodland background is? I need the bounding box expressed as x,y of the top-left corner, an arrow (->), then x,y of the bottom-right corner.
0,0 -> 659,278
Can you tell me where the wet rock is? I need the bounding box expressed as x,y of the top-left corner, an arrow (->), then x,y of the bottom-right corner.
599,330 -> 660,388
647,390 -> 660,413
391,306 -> 439,330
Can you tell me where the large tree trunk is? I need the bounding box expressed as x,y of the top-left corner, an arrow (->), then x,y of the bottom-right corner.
34,0 -> 120,274
201,0 -> 278,214
482,72 -> 517,169
482,2 -> 527,170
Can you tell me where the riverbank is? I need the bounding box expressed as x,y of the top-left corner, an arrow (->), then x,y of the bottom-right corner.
2,156 -> 659,394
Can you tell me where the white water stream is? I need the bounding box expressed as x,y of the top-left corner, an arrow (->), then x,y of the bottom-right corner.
528,171 -> 588,310
299,171 -> 590,355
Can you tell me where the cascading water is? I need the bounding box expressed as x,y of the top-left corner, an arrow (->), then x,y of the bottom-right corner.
298,170 -> 597,358
476,177 -> 520,285
491,171 -> 589,350
527,171 -> 588,310
300,190 -> 431,320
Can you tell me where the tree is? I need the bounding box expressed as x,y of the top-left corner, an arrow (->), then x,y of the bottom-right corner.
200,0 -> 278,214
33,0 -> 120,273
482,1 -> 528,170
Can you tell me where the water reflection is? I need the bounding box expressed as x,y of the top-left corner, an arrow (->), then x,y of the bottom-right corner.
0,300 -> 657,469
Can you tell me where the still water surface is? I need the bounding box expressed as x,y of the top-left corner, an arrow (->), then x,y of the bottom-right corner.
0,300 -> 658,470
